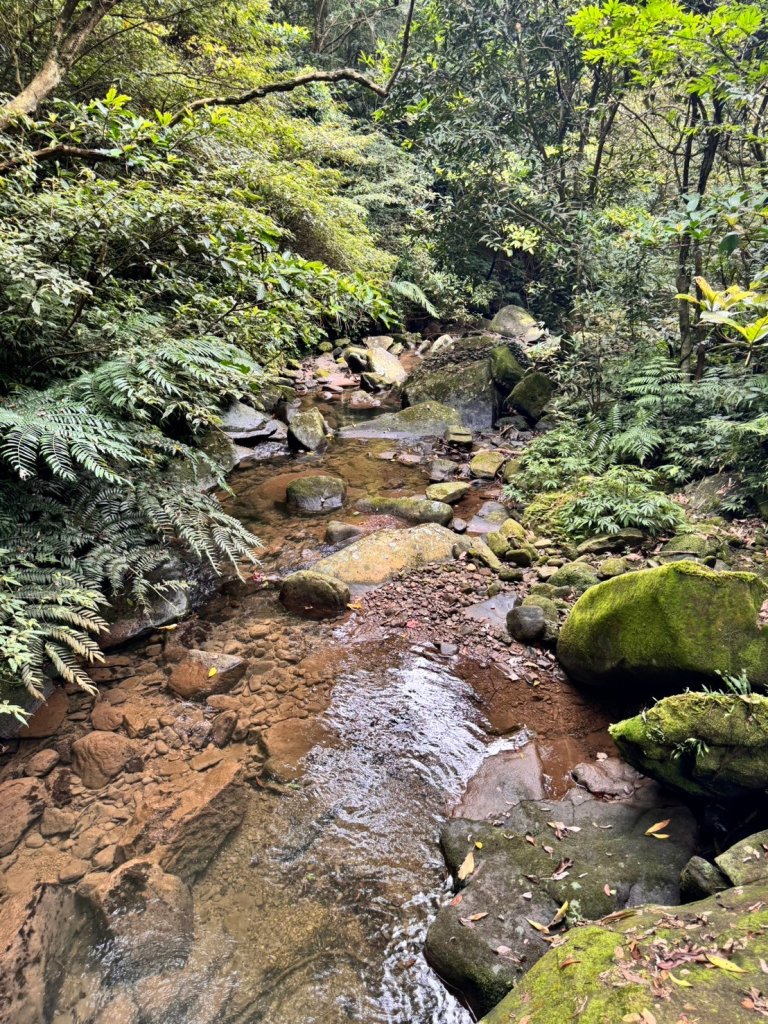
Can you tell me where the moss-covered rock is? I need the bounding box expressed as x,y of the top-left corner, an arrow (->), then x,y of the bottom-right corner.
470,450 -> 508,479
425,481 -> 471,504
481,882 -> 768,1024
490,345 -> 526,390
557,561 -> 768,690
548,560 -> 599,593
313,524 -> 458,584
509,371 -> 555,421
499,517 -> 528,543
610,692 -> 768,798
279,571 -> 350,619
522,490 -> 574,539
285,475 -> 346,514
287,407 -> 328,451
404,359 -> 497,430
354,495 -> 453,525
598,555 -> 628,578
576,528 -> 646,554
339,401 -> 462,440
489,304 -> 543,341
501,459 -> 522,483
485,530 -> 510,559
522,595 -> 559,639
659,532 -> 716,563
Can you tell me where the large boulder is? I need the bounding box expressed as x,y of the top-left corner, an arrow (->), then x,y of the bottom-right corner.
71,731 -> 140,789
426,782 -> 696,1016
509,371 -> 555,420
489,344 -> 526,390
82,859 -> 194,977
354,495 -> 453,526
280,570 -> 350,619
366,346 -> 407,386
610,691 -> 768,798
287,407 -> 328,451
489,304 -> 543,341
557,561 -> 768,690
285,475 -> 346,514
219,401 -> 281,442
339,401 -> 462,440
404,359 -> 498,430
313,524 -> 458,584
0,777 -> 46,855
481,882 -> 768,1024
168,650 -> 246,699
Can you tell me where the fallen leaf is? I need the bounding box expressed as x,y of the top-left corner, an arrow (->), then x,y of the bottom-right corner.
645,819 -> 671,836
559,957 -> 581,968
669,973 -> 693,988
346,601 -> 363,610
543,844 -> 554,855
449,893 -> 463,907
525,834 -> 537,846
527,918 -> 550,934
459,917 -> 475,929
457,851 -> 475,881
759,957 -> 768,974
475,841 -> 484,849
640,1011 -> 657,1024
207,667 -> 218,678
549,900 -> 569,927
651,833 -> 670,840
706,953 -> 747,974
604,884 -> 615,897
468,912 -> 488,922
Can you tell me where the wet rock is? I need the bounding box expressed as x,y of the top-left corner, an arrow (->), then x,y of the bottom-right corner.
0,777 -> 46,854
285,474 -> 346,514
404,359 -> 497,430
469,450 -> 508,479
480,883 -> 768,1024
558,562 -> 768,690
520,595 -> 559,641
509,371 -> 554,421
610,691 -> 768,798
102,589 -> 189,649
83,858 -> 193,976
507,605 -> 546,642
682,472 -> 736,515
325,520 -> 364,545
280,570 -> 350,619
489,304 -> 543,341
313,524 -> 459,584
425,481 -> 471,504
340,401 -> 462,440
287,407 -> 329,451
366,346 -> 407,386
118,761 -> 246,882
570,758 -> 643,798
211,709 -> 238,747
355,495 -> 454,526
71,731 -> 140,789
680,855 -> 729,901
220,400 -> 279,442
168,650 -> 247,699
426,784 -> 696,1016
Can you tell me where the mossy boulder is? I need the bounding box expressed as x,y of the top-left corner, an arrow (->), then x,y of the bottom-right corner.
426,784 -> 696,1017
501,459 -> 522,483
557,561 -> 768,690
499,517 -> 528,543
610,691 -> 768,798
354,495 -> 453,526
509,371 -> 555,421
485,530 -> 511,560
313,524 -> 458,584
489,345 -> 526,390
280,571 -> 350,619
470,450 -> 508,479
489,304 -> 543,341
659,532 -> 716,563
366,346 -> 407,386
548,560 -> 599,593
522,595 -> 559,640
340,401 -> 462,440
598,555 -> 628,578
481,882 -> 768,1024
404,360 -> 497,430
287,407 -> 328,451
425,481 -> 470,504
576,528 -> 646,554
285,475 -> 346,514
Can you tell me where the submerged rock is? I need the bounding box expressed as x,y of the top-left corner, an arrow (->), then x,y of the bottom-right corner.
167,650 -> 247,699
339,400 -> 463,440
280,570 -> 350,619
71,731 -> 140,789
610,691 -> 768,798
426,783 -> 696,1016
313,524 -> 458,584
557,561 -> 768,690
354,495 -> 453,526
480,882 -> 768,1024
285,475 -> 346,514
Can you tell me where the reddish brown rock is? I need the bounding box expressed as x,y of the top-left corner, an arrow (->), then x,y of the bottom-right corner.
17,689 -> 69,738
24,749 -> 60,777
210,709 -> 238,747
0,777 -> 46,855
91,701 -> 125,731
71,731 -> 140,789
167,650 -> 246,699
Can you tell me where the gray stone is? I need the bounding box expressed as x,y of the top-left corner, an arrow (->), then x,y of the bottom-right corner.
680,855 -> 729,901
507,605 -> 546,642
285,475 -> 346,514
280,570 -> 350,619
340,401 -> 462,440
287,407 -> 328,451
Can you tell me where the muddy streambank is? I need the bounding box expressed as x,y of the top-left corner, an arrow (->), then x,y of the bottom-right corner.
0,324 -> 761,1024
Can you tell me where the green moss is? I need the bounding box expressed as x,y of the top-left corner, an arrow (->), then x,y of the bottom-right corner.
522,595 -> 558,624
557,561 -> 768,690
548,560 -> 598,592
499,517 -> 527,542
490,345 -> 526,390
522,491 -> 575,540
509,371 -> 555,420
470,450 -> 508,479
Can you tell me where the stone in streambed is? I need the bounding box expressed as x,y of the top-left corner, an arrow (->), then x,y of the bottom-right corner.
71,731 -> 140,789
355,495 -> 453,526
469,450 -> 508,479
325,520 -> 364,544
168,650 -> 247,700
509,371 -> 554,421
287,407 -> 329,451
547,560 -> 598,593
365,346 -> 407,386
404,359 -> 497,430
680,855 -> 729,901
285,475 -> 346,514
489,344 -> 526,390
557,561 -> 768,690
507,605 -> 545,642
610,691 -> 768,799
280,570 -> 350,619
489,304 -> 542,340
340,401 -> 462,440
313,524 -> 458,585
428,458 -> 456,482
425,481 -> 470,504
0,777 -> 46,855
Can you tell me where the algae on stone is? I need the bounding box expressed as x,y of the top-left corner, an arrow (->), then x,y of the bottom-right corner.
557,561 -> 768,690
509,371 -> 554,420
354,495 -> 453,526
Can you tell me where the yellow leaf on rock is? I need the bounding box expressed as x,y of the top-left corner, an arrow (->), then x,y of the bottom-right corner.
527,918 -> 550,934
644,819 -> 671,836
706,954 -> 747,973
669,973 -> 693,987
651,833 -> 670,840
207,667 -> 218,678
457,851 -> 475,881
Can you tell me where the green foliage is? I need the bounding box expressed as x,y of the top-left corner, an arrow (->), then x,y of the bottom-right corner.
563,466 -> 687,538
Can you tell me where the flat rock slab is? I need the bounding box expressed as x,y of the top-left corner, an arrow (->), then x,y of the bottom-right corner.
426,784 -> 697,1015
313,523 -> 459,585
339,401 -> 462,440
462,594 -> 518,629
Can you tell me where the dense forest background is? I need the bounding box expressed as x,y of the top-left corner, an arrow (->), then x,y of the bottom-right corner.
2,0 -> 768,706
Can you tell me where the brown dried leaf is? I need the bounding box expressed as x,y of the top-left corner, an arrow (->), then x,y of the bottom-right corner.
457,851 -> 475,881
644,819 -> 671,836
